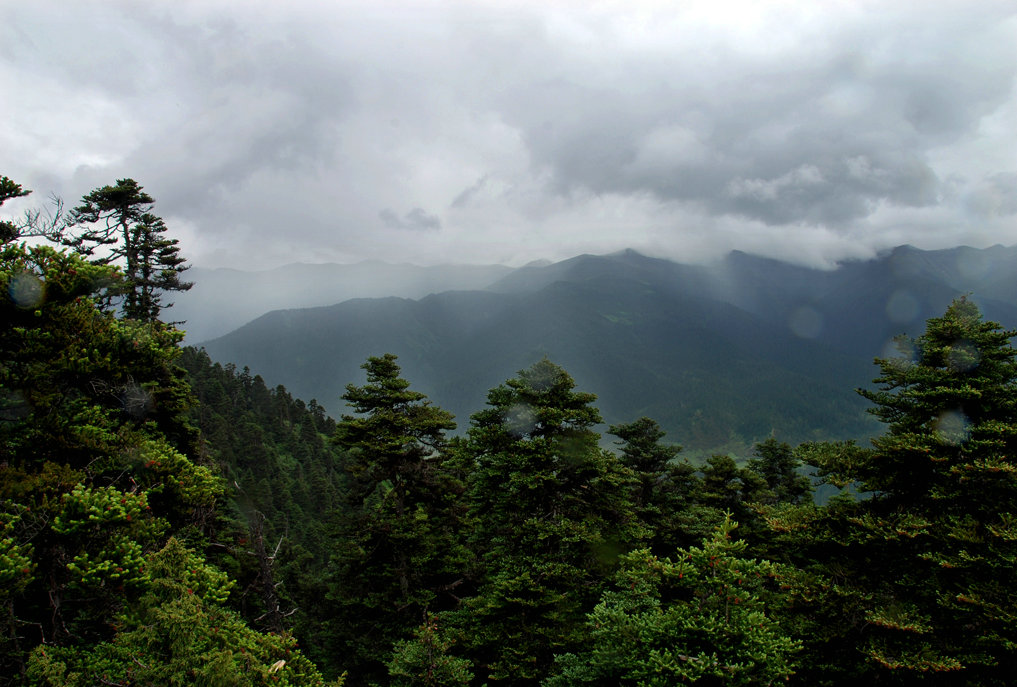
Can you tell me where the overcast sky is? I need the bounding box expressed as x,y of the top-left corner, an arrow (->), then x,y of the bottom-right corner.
2,0 -> 1015,269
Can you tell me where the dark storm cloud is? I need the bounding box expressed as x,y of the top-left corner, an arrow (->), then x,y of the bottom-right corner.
2,1 -> 1015,268
490,18 -> 1011,229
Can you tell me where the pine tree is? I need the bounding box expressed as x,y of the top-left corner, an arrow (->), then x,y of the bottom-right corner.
455,359 -> 640,683
548,515 -> 801,686
67,179 -> 191,321
325,354 -> 465,684
769,298 -> 1017,684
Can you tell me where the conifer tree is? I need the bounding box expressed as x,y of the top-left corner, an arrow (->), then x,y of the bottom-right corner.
746,438 -> 812,506
455,359 -> 640,683
548,515 -> 801,686
609,417 -> 707,552
0,176 -> 30,244
1,174 -> 341,685
325,354 -> 464,684
0,241 -> 218,682
769,298 -> 1017,684
67,178 -> 191,321
25,538 -> 341,686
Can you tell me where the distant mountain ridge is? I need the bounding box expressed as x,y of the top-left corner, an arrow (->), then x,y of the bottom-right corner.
173,260 -> 513,342
197,244 -> 1017,455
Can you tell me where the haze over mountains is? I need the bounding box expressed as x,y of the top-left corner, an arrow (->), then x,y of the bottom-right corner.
194,244 -> 1017,454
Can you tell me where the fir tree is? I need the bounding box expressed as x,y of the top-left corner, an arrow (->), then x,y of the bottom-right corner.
455,359 -> 640,683
769,298 -> 1017,685
548,515 -> 801,686
67,178 -> 192,322
325,354 -> 464,684
609,417 -> 707,553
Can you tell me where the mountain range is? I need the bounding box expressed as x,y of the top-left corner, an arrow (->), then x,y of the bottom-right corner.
194,244 -> 1017,455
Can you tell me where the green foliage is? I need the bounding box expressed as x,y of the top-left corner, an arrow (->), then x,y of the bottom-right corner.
177,347 -> 346,671
609,417 -> 711,553
387,613 -> 474,687
457,359 -> 641,683
0,506 -> 34,598
0,240 -> 224,682
123,213 -> 192,322
66,178 -> 192,321
746,438 -> 812,506
547,515 -> 800,686
769,298 -> 1017,685
324,354 -> 465,684
0,176 -> 30,244
25,538 -> 341,687
1,177 -> 335,685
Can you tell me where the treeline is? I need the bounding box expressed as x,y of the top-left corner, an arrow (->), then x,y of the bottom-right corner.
0,176 -> 339,685
182,299 -> 1017,686
4,174 -> 1017,685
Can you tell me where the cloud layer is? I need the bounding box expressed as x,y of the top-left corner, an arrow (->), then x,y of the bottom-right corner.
3,0 -> 1015,268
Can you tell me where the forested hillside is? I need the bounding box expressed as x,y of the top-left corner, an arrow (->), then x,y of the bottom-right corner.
199,244 -> 1017,455
5,174 -> 1017,686
0,177 -> 338,686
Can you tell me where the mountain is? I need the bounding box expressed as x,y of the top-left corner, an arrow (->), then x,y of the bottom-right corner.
171,260 -> 513,342
196,245 -> 1017,455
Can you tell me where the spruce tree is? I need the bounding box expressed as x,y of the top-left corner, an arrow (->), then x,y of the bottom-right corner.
325,354 -> 464,684
770,298 -> 1017,684
67,178 -> 191,322
455,359 -> 640,683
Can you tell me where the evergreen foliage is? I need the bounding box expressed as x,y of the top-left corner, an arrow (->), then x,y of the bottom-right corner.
746,438 -> 812,506
386,613 -> 474,686
548,515 -> 801,686
0,176 -> 30,244
25,538 -> 340,686
0,241 -> 218,682
67,178 -> 192,322
769,298 -> 1017,685
456,359 -> 640,683
0,176 -> 338,686
176,347 -> 346,665
609,417 -> 709,553
324,354 -> 465,684
10,171 -> 1017,685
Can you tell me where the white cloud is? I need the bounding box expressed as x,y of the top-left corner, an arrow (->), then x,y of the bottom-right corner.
1,0 -> 1014,269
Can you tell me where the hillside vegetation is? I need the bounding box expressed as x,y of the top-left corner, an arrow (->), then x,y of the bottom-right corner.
4,175 -> 1017,685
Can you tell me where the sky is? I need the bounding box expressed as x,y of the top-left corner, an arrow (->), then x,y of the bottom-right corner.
2,0 -> 1016,270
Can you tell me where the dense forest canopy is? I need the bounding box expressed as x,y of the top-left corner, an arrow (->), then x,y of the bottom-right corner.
3,175 -> 1017,685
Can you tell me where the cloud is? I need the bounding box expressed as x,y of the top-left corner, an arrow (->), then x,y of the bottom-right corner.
967,173 -> 1017,218
379,207 -> 442,232
1,0 -> 1015,269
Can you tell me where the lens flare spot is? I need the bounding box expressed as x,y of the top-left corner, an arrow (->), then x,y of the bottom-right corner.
947,340 -> 979,372
120,383 -> 155,419
881,337 -> 917,362
505,402 -> 537,437
934,410 -> 970,446
788,306 -> 822,339
9,271 -> 44,309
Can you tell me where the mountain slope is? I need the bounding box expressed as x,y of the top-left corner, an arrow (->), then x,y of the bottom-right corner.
198,245 -> 1017,454
174,261 -> 512,342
